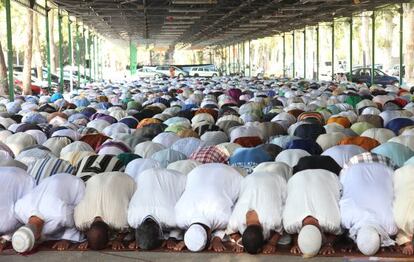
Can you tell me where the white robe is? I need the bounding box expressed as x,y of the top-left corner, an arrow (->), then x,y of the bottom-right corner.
283,169 -> 342,235
175,163 -> 242,239
227,172 -> 287,239
128,168 -> 186,239
340,162 -> 397,246
394,165 -> 414,245
74,172 -> 136,231
14,173 -> 85,242
0,167 -> 35,239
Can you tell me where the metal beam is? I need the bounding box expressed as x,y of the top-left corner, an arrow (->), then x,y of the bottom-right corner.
292,31 -> 295,78
88,33 -> 92,83
303,28 -> 306,79
248,40 -> 251,77
130,40 -> 137,75
5,0 -> 14,101
45,0 -> 51,93
399,4 -> 403,85
349,17 -> 353,81
371,11 -> 375,85
76,21 -> 80,88
316,25 -> 319,81
68,18 -> 73,92
283,33 -> 286,78
331,19 -> 335,81
58,9 -> 64,93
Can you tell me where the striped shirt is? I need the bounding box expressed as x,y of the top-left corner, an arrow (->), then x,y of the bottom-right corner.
28,156 -> 75,185
76,154 -> 125,181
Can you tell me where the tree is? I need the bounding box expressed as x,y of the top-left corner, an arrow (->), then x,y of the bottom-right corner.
49,9 -> 56,73
33,13 -> 42,81
22,8 -> 33,95
0,41 -> 8,96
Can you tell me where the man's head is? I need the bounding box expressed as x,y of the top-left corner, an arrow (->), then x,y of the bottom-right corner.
184,223 -> 210,252
136,217 -> 163,250
298,225 -> 322,258
12,216 -> 44,253
356,226 -> 380,256
87,220 -> 110,250
242,225 -> 264,254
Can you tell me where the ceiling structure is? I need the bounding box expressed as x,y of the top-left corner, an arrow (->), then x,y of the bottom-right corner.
51,0 -> 404,48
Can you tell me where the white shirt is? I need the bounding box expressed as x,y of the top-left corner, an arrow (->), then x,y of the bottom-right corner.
175,163 -> 242,239
14,173 -> 85,242
227,172 -> 287,239
74,172 -> 136,231
0,167 -> 35,238
283,169 -> 342,235
394,165 -> 414,245
340,163 -> 397,246
128,168 -> 186,239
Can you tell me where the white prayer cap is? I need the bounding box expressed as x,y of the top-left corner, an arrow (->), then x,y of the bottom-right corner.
357,226 -> 380,256
12,225 -> 35,253
298,225 -> 322,258
184,224 -> 207,252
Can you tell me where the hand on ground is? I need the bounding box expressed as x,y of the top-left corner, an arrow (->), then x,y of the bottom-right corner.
263,243 -> 276,254
209,238 -> 225,252
290,244 -> 301,255
173,241 -> 186,251
319,244 -> 335,255
128,241 -> 138,250
111,240 -> 125,251
78,241 -> 88,251
401,243 -> 413,255
52,240 -> 71,251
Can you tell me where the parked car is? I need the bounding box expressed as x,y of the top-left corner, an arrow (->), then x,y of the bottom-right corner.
136,68 -> 167,78
13,73 -> 44,95
390,64 -> 405,77
346,68 -> 399,86
189,66 -> 220,77
154,65 -> 188,77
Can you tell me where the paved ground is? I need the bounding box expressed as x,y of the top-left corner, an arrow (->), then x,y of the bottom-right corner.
2,252 -> 414,262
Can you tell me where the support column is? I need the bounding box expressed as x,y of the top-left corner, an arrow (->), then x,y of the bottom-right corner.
303,28 -> 306,79
88,33 -> 92,83
76,21 -> 80,88
93,35 -> 97,80
293,31 -> 296,78
45,0 -> 51,93
68,18 -> 73,92
242,41 -> 245,76
5,0 -> 14,101
97,36 -> 100,81
350,17 -> 353,81
316,25 -> 320,81
227,45 -> 231,75
399,4 -> 404,85
83,26 -> 87,84
332,20 -> 335,81
58,10 -> 64,93
283,34 -> 286,78
371,11 -> 375,85
130,40 -> 137,76
248,40 -> 251,77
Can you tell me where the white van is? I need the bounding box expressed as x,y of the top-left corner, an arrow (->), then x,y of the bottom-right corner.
189,67 -> 219,77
